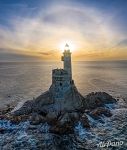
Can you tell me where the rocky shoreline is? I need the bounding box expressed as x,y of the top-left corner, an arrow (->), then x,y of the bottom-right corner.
1,91 -> 127,150
0,91 -> 117,135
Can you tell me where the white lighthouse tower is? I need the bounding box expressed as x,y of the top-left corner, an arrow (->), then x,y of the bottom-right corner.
61,44 -> 72,81
50,43 -> 73,99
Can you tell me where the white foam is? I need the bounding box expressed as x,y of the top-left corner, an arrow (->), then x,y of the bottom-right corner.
11,100 -> 26,112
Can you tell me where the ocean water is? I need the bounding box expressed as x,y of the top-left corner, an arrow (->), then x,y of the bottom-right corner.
0,61 -> 127,149
0,97 -> 127,149
0,61 -> 127,108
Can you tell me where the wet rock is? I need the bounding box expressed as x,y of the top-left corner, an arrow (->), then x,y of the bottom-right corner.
1,91 -> 116,136
83,92 -> 116,109
9,116 -> 22,124
46,111 -> 58,120
48,112 -> 81,134
58,113 -> 70,125
59,112 -> 80,126
46,111 -> 58,125
13,100 -> 34,116
6,104 -> 14,112
90,107 -> 112,119
3,114 -> 29,124
29,113 -> 46,125
12,89 -> 116,122
69,112 -> 80,122
49,122 -> 74,135
0,104 -> 15,115
80,114 -> 90,128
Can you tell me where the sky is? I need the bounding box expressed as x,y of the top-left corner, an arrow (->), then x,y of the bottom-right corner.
0,0 -> 127,61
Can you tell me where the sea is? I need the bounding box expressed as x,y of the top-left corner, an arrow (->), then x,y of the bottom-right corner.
0,61 -> 127,150
0,61 -> 127,108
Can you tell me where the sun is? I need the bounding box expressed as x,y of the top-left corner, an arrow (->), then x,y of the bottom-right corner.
59,41 -> 76,52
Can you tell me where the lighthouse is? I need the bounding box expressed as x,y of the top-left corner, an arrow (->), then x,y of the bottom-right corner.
61,44 -> 72,81
50,43 -> 73,99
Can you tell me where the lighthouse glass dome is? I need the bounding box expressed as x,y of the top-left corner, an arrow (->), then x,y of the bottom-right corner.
65,43 -> 70,51
59,41 -> 75,52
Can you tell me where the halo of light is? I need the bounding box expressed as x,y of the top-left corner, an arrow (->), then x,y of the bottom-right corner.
59,40 -> 76,52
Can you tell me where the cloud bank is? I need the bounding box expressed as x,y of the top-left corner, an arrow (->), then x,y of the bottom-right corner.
0,0 -> 127,61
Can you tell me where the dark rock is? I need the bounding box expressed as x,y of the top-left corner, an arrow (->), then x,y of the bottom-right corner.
58,112 -> 80,125
38,110 -> 47,116
3,114 -> 29,123
29,113 -> 46,125
12,88 -> 116,121
68,112 -> 80,123
48,112 -> 80,134
34,91 -> 54,106
0,104 -> 15,115
46,111 -> 58,120
46,111 -> 81,134
49,122 -> 74,135
9,116 -> 22,124
58,113 -> 70,125
83,92 -> 116,109
80,114 -> 90,128
12,100 -> 34,116
13,91 -> 53,116
46,111 -> 58,125
90,107 -> 112,119
5,90 -> 116,135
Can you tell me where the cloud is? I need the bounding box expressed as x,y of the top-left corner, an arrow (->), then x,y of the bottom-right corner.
116,39 -> 127,48
39,49 -> 58,56
0,0 -> 127,60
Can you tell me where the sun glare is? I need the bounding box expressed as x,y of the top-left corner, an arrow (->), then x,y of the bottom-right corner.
59,41 -> 76,52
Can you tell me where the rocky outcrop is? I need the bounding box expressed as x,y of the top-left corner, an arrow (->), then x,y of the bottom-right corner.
0,104 -> 15,115
13,91 -> 53,116
49,112 -> 80,134
12,85 -> 84,116
2,91 -> 116,135
83,92 -> 116,109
